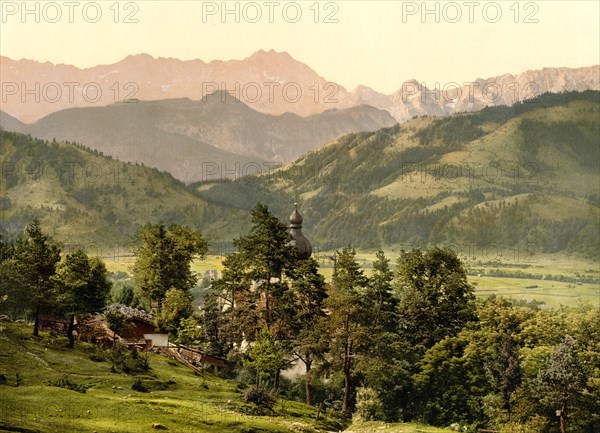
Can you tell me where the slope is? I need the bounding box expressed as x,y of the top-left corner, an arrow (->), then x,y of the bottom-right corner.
0,130 -> 249,250
19,94 -> 395,183
0,322 -> 346,433
195,91 -> 600,258
0,110 -> 26,133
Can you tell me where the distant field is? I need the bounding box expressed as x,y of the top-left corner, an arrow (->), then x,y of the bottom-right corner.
104,251 -> 599,309
469,276 -> 598,309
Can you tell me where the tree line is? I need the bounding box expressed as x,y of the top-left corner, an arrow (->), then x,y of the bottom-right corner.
143,203 -> 598,432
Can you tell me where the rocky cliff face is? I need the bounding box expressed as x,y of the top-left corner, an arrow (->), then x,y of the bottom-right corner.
350,66 -> 600,121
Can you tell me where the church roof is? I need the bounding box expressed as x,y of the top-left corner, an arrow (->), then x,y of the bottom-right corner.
289,204 -> 312,260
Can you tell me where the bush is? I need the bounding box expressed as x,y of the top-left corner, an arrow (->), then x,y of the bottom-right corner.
131,378 -> 147,392
500,416 -> 548,433
108,346 -> 150,374
47,375 -> 90,393
354,387 -> 384,422
88,346 -> 107,362
243,385 -> 277,410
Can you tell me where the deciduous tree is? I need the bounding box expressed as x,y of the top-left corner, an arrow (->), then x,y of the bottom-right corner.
54,249 -> 111,347
394,247 -> 476,350
156,288 -> 193,336
531,335 -> 588,433
133,223 -> 207,304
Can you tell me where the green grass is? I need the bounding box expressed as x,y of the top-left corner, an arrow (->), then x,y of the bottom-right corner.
0,323 -> 346,433
470,276 -> 599,309
345,420 -> 450,433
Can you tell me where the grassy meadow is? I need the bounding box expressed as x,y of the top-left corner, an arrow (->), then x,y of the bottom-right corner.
0,323 -> 346,433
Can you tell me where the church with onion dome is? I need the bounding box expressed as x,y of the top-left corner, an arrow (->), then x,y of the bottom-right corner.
288,203 -> 312,260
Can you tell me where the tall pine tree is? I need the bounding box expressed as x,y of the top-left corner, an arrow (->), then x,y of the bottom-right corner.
13,219 -> 61,336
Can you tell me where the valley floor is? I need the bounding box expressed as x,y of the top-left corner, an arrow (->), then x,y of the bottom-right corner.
183,252 -> 600,309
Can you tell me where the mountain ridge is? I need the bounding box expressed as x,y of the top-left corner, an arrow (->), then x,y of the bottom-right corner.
1,91 -> 598,256
1,52 -> 598,123
4,94 -> 396,183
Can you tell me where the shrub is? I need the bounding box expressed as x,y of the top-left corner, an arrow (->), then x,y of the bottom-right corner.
131,378 -> 147,392
128,348 -> 150,371
47,375 -> 90,393
354,387 -> 384,422
88,346 -> 107,362
109,346 -> 150,374
500,416 -> 548,433
243,385 -> 277,410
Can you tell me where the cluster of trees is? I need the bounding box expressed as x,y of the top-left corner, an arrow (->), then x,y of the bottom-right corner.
0,219 -> 111,347
2,209 -> 598,432
149,203 -> 595,432
0,218 -> 207,347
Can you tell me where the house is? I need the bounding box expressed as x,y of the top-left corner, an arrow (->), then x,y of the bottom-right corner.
102,304 -> 157,345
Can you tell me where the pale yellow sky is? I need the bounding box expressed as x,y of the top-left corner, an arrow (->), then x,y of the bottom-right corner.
1,0 -> 598,94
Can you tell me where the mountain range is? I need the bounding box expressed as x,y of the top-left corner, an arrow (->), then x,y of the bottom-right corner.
2,91 -> 598,258
1,51 -> 598,123
1,94 -> 395,184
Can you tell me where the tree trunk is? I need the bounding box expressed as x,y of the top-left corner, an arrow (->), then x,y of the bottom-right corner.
274,368 -> 281,390
33,305 -> 40,336
264,277 -> 271,326
316,402 -> 324,420
67,315 -> 75,348
305,357 -> 313,406
342,362 -> 351,413
504,388 -> 511,417
402,395 -> 409,422
560,405 -> 566,433
342,322 -> 352,413
342,341 -> 352,413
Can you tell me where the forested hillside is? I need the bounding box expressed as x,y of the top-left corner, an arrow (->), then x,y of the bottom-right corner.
1,92 -> 598,257
0,131 -> 247,248
196,91 -> 600,257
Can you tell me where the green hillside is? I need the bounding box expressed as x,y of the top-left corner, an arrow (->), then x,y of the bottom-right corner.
195,91 -> 600,258
16,95 -> 395,184
0,322 -> 346,433
1,91 -> 598,259
0,131 -> 248,250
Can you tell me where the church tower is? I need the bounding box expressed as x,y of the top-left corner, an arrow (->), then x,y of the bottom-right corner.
289,203 -> 312,260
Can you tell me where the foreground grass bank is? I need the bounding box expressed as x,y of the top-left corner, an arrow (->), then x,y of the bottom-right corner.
0,323 -> 346,433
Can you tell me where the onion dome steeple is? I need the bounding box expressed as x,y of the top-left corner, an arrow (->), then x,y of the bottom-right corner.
289,203 -> 312,260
